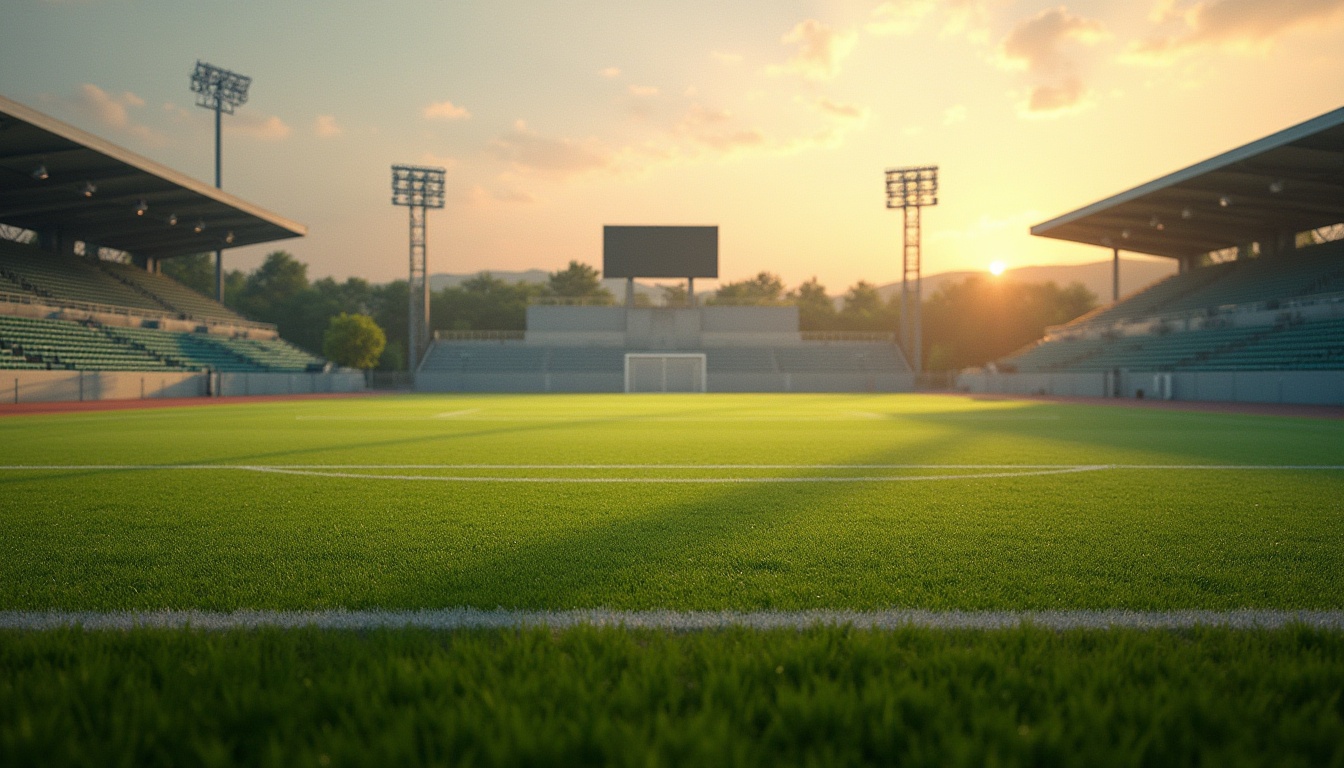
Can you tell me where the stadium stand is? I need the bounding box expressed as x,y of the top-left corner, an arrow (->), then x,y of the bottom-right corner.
1001,240 -> 1344,374
0,314 -> 329,374
99,261 -> 248,323
0,240 -> 167,314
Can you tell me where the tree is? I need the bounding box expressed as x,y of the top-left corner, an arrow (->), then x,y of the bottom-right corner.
545,260 -> 614,304
789,277 -> 836,330
158,253 -> 216,296
322,313 -> 386,370
433,272 -> 542,332
922,276 -> 1097,371
709,272 -> 786,305
835,281 -> 898,331
660,283 -> 688,307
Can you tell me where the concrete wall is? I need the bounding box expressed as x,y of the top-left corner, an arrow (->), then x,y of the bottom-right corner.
417,369 -> 915,394
216,371 -> 366,397
3,370 -> 205,403
523,305 -> 802,348
1,369 -> 364,403
959,369 -> 1344,406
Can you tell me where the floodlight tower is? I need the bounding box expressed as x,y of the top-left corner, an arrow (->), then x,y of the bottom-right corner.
391,165 -> 446,369
885,165 -> 938,374
190,61 -> 252,301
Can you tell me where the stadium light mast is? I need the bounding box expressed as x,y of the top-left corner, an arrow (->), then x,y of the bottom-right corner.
885,165 -> 938,374
391,165 -> 446,370
190,61 -> 251,302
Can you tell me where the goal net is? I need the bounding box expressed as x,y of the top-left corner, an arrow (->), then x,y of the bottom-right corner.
624,353 -> 707,393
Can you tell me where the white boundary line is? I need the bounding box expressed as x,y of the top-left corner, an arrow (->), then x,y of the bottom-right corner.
0,464 -> 1341,483
2,608 -> 1341,631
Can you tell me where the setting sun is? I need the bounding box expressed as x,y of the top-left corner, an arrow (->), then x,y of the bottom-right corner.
988,260 -> 1006,276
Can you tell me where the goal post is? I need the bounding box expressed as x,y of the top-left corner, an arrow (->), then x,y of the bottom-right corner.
624,353 -> 707,393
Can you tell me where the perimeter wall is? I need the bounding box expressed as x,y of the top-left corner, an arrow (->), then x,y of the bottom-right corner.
2,370 -> 365,404
958,370 -> 1344,406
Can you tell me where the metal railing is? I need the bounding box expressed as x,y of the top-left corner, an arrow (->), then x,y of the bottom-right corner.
800,331 -> 896,343
432,330 -> 526,342
1044,291 -> 1344,341
527,296 -> 618,306
0,289 -> 276,333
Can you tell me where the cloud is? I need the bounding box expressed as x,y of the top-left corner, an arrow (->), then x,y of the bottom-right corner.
868,0 -> 936,36
773,19 -> 857,81
599,66 -> 622,79
815,98 -> 869,122
71,83 -> 165,144
487,120 -> 615,178
628,85 -> 659,97
314,114 -> 342,138
1001,6 -> 1106,73
943,104 -> 968,125
999,6 -> 1106,115
466,183 -> 536,207
423,100 -> 470,121
1132,0 -> 1344,62
228,113 -> 292,141
710,51 -> 744,65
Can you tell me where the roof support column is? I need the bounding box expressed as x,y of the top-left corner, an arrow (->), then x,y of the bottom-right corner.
1111,247 -> 1119,303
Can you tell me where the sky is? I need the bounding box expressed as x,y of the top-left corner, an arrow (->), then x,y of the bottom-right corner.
3,0 -> 1343,292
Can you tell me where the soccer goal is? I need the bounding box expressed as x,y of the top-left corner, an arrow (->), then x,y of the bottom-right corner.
624,353 -> 707,393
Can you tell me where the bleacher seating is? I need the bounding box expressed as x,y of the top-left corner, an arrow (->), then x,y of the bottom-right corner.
420,343 -> 910,376
999,239 -> 1344,374
0,241 -> 169,314
0,315 -> 169,371
99,261 -> 246,322
0,315 -> 329,373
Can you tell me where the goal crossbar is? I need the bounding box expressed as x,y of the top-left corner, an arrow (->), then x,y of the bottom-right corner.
624,353 -> 707,393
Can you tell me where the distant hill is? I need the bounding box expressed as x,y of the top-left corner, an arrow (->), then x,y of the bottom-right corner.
876,259 -> 1177,306
428,258 -> 1178,307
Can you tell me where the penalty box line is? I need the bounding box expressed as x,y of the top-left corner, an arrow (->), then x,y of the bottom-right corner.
2,608 -> 1343,632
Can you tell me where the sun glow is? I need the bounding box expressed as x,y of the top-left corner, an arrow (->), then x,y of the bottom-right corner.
988,260 -> 1006,276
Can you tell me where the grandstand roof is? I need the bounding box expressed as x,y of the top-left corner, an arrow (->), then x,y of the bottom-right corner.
1032,106 -> 1344,259
0,94 -> 305,259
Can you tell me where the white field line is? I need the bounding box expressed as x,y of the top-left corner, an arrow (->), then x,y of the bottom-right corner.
0,464 -> 1341,483
2,608 -> 1342,632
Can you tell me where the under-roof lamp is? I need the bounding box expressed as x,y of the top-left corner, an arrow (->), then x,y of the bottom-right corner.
166,213 -> 178,226
1218,195 -> 1231,208
224,231 -> 235,244
1149,215 -> 1164,230
32,165 -> 49,181
193,220 -> 205,234
1269,179 -> 1285,194
135,199 -> 149,216
1180,208 -> 1194,220
81,181 -> 96,198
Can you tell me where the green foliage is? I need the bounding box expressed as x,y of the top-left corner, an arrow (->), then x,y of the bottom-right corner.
545,260 -> 614,304
789,277 -> 835,330
709,272 -> 787,305
157,253 -> 216,297
660,283 -> 689,307
836,280 -> 899,332
322,313 -> 386,370
2,627 -> 1342,767
433,272 -> 542,331
923,276 -> 1097,371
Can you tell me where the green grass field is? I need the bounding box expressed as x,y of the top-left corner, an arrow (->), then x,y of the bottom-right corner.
2,393 -> 1342,765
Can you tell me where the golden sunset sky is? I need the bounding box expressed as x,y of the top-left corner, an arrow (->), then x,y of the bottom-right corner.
3,0 -> 1342,292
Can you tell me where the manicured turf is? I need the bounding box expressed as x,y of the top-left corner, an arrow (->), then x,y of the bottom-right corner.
1,393 -> 1341,764
3,626 -> 1342,768
0,394 -> 1340,611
